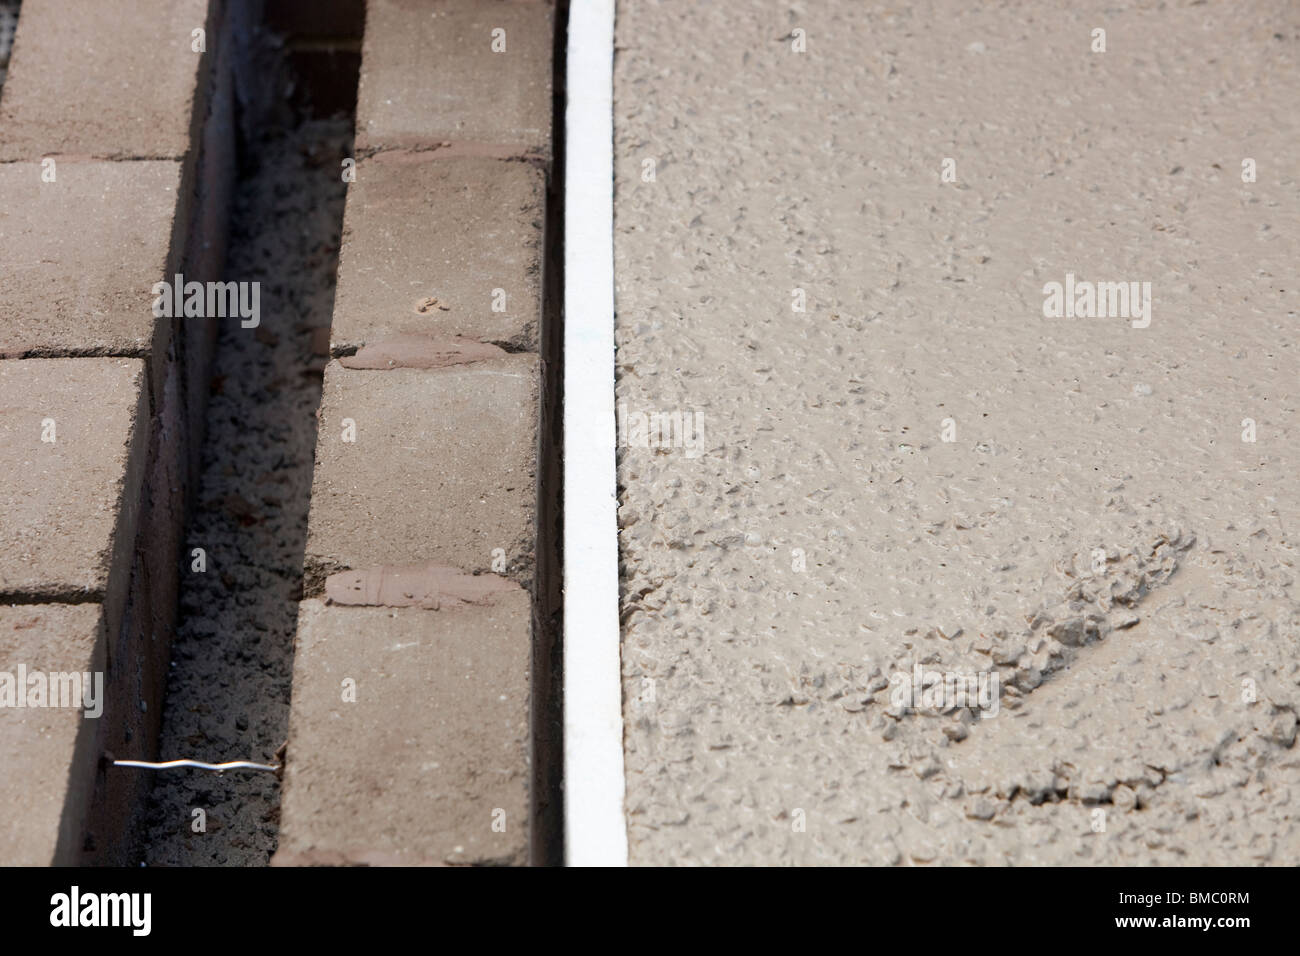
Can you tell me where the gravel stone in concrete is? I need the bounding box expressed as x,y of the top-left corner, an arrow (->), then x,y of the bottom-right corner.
0,603 -> 106,866
331,155 -> 545,353
274,595 -> 531,866
0,161 -> 183,357
356,0 -> 552,155
0,358 -> 147,600
0,0 -> 212,160
304,354 -> 539,588
614,0 -> 1299,865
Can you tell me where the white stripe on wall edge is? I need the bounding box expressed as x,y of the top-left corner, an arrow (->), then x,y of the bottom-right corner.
563,0 -> 628,867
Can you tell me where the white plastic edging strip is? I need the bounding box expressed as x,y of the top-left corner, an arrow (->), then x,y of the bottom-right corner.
563,0 -> 627,866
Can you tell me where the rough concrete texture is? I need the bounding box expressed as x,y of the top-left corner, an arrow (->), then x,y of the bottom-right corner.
274,595 -> 531,866
0,0 -> 212,160
331,155 -> 546,353
0,161 -> 183,357
0,358 -> 147,600
356,0 -> 552,155
305,354 -> 539,589
614,1 -> 1299,864
138,120 -> 351,867
0,604 -> 105,865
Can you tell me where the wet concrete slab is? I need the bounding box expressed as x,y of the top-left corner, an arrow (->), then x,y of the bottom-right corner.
613,0 -> 1300,864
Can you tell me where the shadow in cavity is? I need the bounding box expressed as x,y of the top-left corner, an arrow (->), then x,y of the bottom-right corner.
133,1 -> 362,867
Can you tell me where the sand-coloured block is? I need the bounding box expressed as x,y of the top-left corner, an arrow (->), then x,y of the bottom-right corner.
305,355 -> 538,585
0,161 -> 183,357
0,0 -> 213,160
331,155 -> 544,353
0,604 -> 106,866
356,0 -> 552,154
275,595 -> 531,866
0,358 -> 148,600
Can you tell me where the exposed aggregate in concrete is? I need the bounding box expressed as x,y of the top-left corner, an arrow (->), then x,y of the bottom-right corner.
613,0 -> 1299,864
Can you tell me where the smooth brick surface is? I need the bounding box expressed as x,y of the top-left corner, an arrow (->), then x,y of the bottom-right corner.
275,595 -> 531,866
356,0 -> 552,154
331,155 -> 545,352
0,161 -> 183,357
305,355 -> 539,584
0,0 -> 212,160
0,603 -> 106,866
0,359 -> 147,600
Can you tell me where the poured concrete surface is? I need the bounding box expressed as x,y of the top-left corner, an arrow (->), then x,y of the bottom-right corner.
613,1 -> 1299,864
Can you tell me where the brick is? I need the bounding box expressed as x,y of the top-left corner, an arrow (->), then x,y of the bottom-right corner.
356,0 -> 552,155
331,154 -> 545,353
0,359 -> 147,601
265,0 -> 364,40
0,161 -> 183,357
0,604 -> 106,866
274,595 -> 531,866
304,355 -> 538,586
264,0 -> 365,119
0,0 -> 213,161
